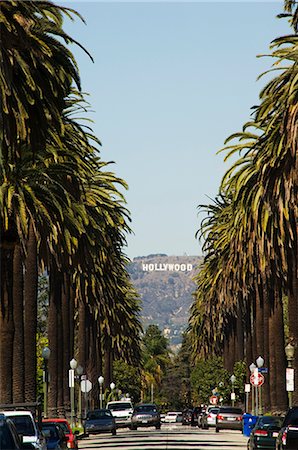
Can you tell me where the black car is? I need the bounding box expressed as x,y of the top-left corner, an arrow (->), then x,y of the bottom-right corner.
182,409 -> 193,425
276,407 -> 298,449
41,423 -> 68,450
130,404 -> 161,430
0,414 -> 24,450
84,409 -> 116,436
191,406 -> 204,427
247,415 -> 283,449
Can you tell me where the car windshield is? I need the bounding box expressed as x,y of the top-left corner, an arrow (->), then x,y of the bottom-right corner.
46,422 -> 69,433
42,425 -> 58,439
219,408 -> 242,414
108,403 -> 131,411
135,405 -> 157,413
257,417 -> 283,428
7,415 -> 35,436
87,410 -> 112,420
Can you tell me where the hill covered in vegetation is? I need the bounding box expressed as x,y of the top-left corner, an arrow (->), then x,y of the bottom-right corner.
127,254 -> 202,349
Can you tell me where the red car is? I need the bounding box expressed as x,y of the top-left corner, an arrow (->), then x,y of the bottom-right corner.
42,419 -> 78,449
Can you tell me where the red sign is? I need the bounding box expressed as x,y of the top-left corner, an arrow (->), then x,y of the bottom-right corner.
209,395 -> 218,405
250,372 -> 264,387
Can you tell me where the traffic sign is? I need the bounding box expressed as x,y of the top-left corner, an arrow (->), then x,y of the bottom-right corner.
250,372 -> 264,387
81,379 -> 92,393
258,368 -> 268,374
209,395 -> 218,405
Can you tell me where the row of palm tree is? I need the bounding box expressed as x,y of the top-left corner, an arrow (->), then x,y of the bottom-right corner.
189,0 -> 298,412
0,1 -> 142,414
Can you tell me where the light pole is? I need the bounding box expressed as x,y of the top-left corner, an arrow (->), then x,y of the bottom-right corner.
110,382 -> 115,401
69,358 -> 77,428
42,347 -> 51,418
256,356 -> 264,415
98,376 -> 104,409
285,343 -> 295,408
230,374 -> 236,407
249,363 -> 256,415
76,365 -> 83,427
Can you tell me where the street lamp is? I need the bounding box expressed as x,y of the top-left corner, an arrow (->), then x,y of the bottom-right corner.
110,382 -> 115,401
230,375 -> 236,407
42,347 -> 51,418
69,358 -> 77,428
285,343 -> 295,408
256,356 -> 264,415
249,363 -> 256,415
76,365 -> 83,427
98,376 -> 104,409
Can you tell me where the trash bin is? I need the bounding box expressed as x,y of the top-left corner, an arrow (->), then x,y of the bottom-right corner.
242,413 -> 258,437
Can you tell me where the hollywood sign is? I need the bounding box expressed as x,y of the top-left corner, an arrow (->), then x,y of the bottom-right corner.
142,263 -> 193,272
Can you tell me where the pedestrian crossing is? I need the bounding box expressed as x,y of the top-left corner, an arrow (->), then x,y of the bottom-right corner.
79,427 -> 248,450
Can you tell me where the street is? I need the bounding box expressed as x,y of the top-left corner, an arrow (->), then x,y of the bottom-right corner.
79,424 -> 249,449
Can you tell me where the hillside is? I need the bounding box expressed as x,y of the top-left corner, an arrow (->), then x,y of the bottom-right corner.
127,254 -> 202,349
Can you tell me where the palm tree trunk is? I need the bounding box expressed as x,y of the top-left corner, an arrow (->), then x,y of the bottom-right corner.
12,244 -> 24,402
288,257 -> 298,404
78,300 -> 87,370
273,289 -> 287,412
24,221 -> 38,403
48,263 -> 62,416
0,242 -> 15,403
62,274 -> 70,414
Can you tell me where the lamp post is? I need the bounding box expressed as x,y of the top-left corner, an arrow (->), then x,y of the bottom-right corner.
76,365 -> 83,427
42,347 -> 51,418
230,374 -> 236,407
285,343 -> 295,408
69,358 -> 77,428
256,356 -> 264,415
98,376 -> 104,409
110,382 -> 115,401
249,363 -> 256,415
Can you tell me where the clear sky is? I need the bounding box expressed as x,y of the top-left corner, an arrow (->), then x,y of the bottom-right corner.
62,1 -> 287,259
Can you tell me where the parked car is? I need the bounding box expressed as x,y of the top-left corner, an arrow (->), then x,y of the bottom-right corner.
191,406 -> 204,427
215,406 -> 243,432
276,406 -> 298,449
1,410 -> 47,450
200,406 -> 219,429
84,409 -> 116,436
42,419 -> 78,449
130,404 -> 161,430
247,415 -> 283,449
0,413 -> 33,450
164,412 -> 182,423
182,409 -> 192,425
41,423 -> 68,450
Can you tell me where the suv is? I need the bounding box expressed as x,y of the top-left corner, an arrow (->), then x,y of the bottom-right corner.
106,399 -> 134,428
276,406 -> 298,449
1,411 -> 46,450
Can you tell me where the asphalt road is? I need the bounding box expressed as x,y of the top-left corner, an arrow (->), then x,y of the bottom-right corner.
79,424 -> 249,449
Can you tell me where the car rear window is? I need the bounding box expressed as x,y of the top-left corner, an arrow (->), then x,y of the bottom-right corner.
219,408 -> 242,414
7,415 -> 35,436
135,405 -> 157,413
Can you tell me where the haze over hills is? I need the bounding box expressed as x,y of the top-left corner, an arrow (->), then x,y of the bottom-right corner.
127,254 -> 203,350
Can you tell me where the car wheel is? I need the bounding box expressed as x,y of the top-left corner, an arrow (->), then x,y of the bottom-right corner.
131,425 -> 137,430
112,429 -> 116,436
156,424 -> 161,430
216,427 -> 219,433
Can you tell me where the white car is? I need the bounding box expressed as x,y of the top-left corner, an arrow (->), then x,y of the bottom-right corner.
201,406 -> 219,428
164,411 -> 182,423
1,410 -> 46,450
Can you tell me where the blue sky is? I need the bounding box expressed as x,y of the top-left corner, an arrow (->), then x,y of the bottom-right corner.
63,1 -> 287,259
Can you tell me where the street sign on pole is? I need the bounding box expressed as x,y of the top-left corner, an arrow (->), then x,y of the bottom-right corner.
286,368 -> 294,392
250,372 -> 264,387
81,379 -> 92,393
